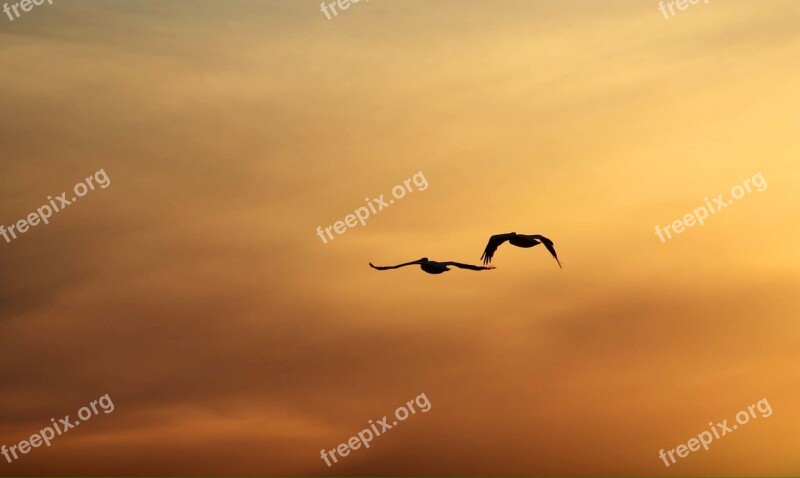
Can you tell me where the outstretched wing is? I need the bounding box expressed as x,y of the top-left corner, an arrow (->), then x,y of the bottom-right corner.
531,235 -> 562,268
480,233 -> 516,265
369,260 -> 422,270
443,262 -> 496,271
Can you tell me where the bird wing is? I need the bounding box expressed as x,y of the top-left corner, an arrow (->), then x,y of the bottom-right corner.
369,260 -> 423,270
531,235 -> 562,268
480,233 -> 516,265
443,262 -> 496,271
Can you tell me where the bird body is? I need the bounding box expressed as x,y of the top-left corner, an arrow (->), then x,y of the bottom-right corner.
420,262 -> 449,274
509,235 -> 541,248
369,257 -> 494,274
481,232 -> 561,268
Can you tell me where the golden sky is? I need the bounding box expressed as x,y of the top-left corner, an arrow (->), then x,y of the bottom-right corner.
1,0 -> 799,475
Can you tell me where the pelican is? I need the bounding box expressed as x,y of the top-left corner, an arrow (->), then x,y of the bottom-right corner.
369,258 -> 495,274
480,232 -> 562,268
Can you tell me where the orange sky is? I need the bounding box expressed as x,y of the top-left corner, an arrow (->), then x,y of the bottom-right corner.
1,0 -> 799,475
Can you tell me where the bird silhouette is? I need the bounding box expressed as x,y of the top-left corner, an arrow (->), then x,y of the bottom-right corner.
480,232 -> 562,268
369,258 -> 495,274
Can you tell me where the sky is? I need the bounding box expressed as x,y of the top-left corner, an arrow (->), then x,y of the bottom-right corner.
0,0 -> 799,475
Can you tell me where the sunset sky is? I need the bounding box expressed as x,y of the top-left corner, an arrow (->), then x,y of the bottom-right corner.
1,0 -> 799,475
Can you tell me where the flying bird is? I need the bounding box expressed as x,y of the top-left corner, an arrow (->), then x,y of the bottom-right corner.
480,232 -> 562,268
369,258 -> 495,275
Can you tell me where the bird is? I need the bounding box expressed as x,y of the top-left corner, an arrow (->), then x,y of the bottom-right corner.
480,232 -> 562,268
369,258 -> 495,275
